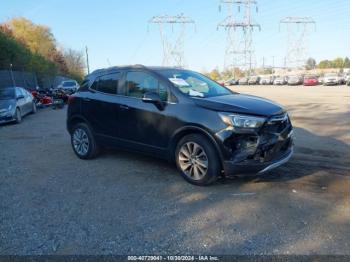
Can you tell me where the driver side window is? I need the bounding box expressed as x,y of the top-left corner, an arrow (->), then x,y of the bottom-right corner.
126,71 -> 168,101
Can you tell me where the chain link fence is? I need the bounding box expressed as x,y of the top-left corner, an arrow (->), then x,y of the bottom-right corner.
0,70 -> 72,90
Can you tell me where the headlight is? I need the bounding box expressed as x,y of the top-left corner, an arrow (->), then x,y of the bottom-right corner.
219,112 -> 266,129
7,104 -> 12,111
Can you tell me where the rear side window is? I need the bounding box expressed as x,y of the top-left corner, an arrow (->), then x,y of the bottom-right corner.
125,71 -> 168,101
90,73 -> 120,94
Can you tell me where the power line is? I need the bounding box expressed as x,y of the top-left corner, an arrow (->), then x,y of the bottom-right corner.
218,0 -> 261,75
148,14 -> 195,67
280,16 -> 316,69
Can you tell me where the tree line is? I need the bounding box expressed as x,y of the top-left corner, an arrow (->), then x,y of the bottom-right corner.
0,17 -> 86,86
306,57 -> 350,70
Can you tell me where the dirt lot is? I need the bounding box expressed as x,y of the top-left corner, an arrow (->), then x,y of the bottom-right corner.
1,86 -> 350,255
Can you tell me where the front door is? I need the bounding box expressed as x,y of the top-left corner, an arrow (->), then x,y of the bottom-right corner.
117,71 -> 171,149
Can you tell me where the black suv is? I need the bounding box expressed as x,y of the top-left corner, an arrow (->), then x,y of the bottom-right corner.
67,65 -> 293,185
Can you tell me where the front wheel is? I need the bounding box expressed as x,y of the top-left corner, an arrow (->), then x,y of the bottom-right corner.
175,134 -> 221,186
15,108 -> 22,124
31,102 -> 37,114
71,123 -> 99,159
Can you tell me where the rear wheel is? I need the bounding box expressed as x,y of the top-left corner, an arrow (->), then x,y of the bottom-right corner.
175,134 -> 221,186
71,123 -> 99,159
15,108 -> 22,124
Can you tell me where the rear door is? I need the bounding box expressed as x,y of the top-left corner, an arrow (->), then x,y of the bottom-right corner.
22,88 -> 33,114
81,72 -> 122,138
15,88 -> 26,113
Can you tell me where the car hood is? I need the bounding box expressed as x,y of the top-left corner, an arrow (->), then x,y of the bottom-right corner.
0,99 -> 15,110
193,94 -> 284,116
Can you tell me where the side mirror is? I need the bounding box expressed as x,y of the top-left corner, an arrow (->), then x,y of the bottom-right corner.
17,95 -> 25,100
142,92 -> 165,110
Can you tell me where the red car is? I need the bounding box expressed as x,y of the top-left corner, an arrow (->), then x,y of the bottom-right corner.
303,76 -> 318,86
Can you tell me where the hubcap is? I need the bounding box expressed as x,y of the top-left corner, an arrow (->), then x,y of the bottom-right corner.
178,142 -> 208,180
72,128 -> 89,156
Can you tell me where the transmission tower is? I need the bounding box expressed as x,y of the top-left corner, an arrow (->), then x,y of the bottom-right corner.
218,0 -> 261,75
148,14 -> 195,67
280,17 -> 316,69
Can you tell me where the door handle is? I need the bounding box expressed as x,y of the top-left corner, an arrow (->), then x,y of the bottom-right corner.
120,104 -> 129,110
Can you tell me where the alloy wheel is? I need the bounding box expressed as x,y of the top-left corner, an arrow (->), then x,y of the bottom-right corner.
72,128 -> 90,156
178,142 -> 208,180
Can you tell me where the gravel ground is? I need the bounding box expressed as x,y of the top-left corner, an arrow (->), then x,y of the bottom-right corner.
1,86 -> 350,255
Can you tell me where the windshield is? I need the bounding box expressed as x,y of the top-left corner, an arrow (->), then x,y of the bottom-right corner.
62,81 -> 76,87
325,73 -> 337,77
157,69 -> 233,98
0,88 -> 15,100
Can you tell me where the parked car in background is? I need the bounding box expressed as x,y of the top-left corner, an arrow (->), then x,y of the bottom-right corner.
238,77 -> 249,85
224,78 -> 238,86
273,76 -> 287,85
303,75 -> 318,86
67,65 -> 293,186
58,80 -> 79,94
287,75 -> 303,85
344,73 -> 350,84
248,76 -> 261,85
0,87 -> 36,124
260,76 -> 274,85
323,73 -> 340,86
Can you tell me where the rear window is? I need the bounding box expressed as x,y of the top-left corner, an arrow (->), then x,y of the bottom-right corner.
62,81 -> 76,87
90,73 -> 121,94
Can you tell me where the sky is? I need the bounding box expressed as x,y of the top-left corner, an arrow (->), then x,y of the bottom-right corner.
1,0 -> 349,72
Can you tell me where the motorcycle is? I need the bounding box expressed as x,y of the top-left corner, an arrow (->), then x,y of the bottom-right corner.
30,90 -> 53,108
51,88 -> 69,109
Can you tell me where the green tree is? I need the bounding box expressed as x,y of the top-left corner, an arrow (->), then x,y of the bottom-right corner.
343,57 -> 350,68
6,17 -> 56,59
208,68 -> 221,81
332,57 -> 344,68
305,57 -> 316,70
318,60 -> 332,69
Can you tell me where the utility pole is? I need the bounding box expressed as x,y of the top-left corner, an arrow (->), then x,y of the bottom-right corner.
218,0 -> 261,76
148,14 -> 195,67
280,17 -> 316,69
262,56 -> 265,69
9,64 -> 16,86
85,46 -> 90,74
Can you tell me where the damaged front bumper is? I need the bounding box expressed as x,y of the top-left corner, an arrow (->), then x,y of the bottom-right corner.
216,113 -> 294,175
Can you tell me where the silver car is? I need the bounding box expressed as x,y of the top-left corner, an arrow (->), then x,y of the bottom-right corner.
260,76 -> 274,85
287,75 -> 303,85
0,87 -> 36,124
273,76 -> 287,85
58,80 -> 80,94
323,73 -> 340,86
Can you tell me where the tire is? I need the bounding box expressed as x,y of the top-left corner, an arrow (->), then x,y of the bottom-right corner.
70,122 -> 99,159
31,102 -> 37,114
175,134 -> 221,186
15,108 -> 22,124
